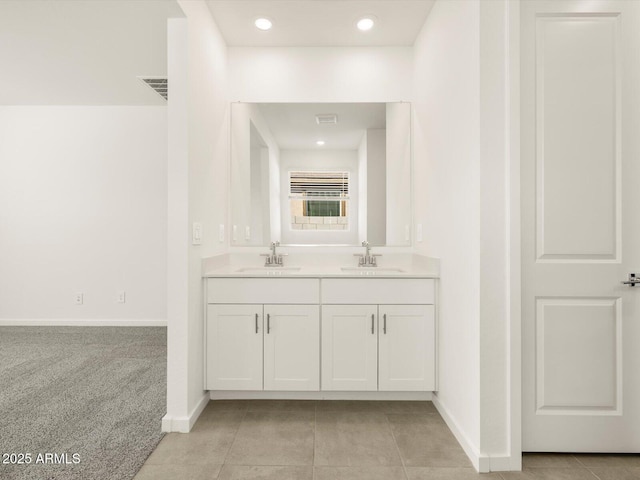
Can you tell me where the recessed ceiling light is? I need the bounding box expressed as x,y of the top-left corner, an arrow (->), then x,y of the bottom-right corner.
316,140 -> 325,146
255,18 -> 272,31
357,16 -> 376,31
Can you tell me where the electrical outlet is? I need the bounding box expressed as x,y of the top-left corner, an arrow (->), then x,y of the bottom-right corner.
117,291 -> 126,304
74,293 -> 83,305
219,224 -> 225,243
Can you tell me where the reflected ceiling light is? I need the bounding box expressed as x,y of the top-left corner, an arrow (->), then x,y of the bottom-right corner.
316,140 -> 325,146
254,18 -> 273,31
356,16 -> 376,31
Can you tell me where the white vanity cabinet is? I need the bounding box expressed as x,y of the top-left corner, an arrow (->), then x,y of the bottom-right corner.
321,279 -> 435,392
263,304 -> 319,391
205,276 -> 436,394
206,278 -> 320,391
207,304 -> 263,390
321,305 -> 378,391
378,304 -> 435,391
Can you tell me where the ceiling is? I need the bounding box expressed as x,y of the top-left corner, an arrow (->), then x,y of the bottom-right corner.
0,0 -> 179,105
257,103 -> 386,150
206,1 -> 435,47
0,1 -> 434,105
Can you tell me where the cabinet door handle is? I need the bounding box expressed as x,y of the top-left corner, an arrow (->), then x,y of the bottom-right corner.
371,314 -> 375,334
383,313 -> 387,334
255,313 -> 259,334
267,313 -> 271,334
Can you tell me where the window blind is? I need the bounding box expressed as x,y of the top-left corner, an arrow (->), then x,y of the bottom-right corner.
289,171 -> 349,199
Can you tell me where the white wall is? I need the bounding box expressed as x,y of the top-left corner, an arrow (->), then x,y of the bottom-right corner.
249,141 -> 270,245
478,0 -> 510,468
386,102 -> 412,246
166,16 -> 190,431
185,0 -> 229,426
0,106 -> 167,324
165,0 -> 229,432
412,0 -> 482,465
357,132 -> 367,243
228,47 -> 413,103
413,0 -> 514,471
280,150 -> 358,245
366,129 -> 386,245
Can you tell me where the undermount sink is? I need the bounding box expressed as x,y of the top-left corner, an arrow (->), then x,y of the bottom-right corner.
235,267 -> 302,274
340,267 -> 405,275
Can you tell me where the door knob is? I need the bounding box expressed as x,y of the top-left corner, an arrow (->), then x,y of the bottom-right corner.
622,273 -> 639,287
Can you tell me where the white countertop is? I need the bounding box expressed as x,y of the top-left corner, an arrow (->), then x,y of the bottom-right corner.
202,253 -> 440,279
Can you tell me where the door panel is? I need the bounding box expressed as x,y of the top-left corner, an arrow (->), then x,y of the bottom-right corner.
263,304 -> 320,391
535,12 -> 620,260
535,298 -> 620,413
321,305 -> 378,391
206,304 -> 263,390
522,0 -> 640,451
378,305 -> 435,391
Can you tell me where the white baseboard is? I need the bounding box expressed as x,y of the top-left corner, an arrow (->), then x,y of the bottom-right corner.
432,394 -> 484,472
161,415 -> 176,433
162,393 -> 209,433
0,319 -> 167,327
209,391 -> 433,401
431,394 -> 521,472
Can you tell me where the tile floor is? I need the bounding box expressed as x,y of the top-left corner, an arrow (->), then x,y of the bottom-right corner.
135,400 -> 640,480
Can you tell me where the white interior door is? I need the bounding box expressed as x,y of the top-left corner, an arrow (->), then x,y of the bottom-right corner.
321,305 -> 378,391
263,304 -> 319,391
522,0 -> 640,451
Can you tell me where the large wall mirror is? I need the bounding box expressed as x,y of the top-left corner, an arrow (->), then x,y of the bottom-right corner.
230,102 -> 412,246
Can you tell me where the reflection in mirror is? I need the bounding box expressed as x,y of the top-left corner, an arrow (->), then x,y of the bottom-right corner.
249,123 -> 271,244
230,102 -> 411,246
289,170 -> 349,231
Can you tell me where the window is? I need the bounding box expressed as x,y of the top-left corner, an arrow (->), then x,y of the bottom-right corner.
289,171 -> 349,231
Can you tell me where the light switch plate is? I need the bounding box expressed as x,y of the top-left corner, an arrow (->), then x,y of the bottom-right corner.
192,222 -> 203,245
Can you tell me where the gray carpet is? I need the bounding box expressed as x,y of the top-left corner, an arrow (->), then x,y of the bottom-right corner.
0,326 -> 167,480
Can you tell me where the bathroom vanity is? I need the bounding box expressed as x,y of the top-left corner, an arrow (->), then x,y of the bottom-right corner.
203,256 -> 438,398
206,100 -> 437,399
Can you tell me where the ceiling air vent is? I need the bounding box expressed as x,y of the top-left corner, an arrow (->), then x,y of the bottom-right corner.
315,114 -> 338,125
138,77 -> 168,100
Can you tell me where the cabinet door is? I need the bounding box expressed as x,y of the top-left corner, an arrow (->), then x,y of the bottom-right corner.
263,305 -> 320,391
321,305 -> 378,391
378,305 -> 435,391
206,304 -> 263,390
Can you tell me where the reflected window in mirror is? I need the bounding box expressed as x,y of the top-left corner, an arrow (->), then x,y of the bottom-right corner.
289,171 -> 349,231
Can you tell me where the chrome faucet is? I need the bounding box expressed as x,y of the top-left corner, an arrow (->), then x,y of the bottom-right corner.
355,241 -> 381,267
261,241 -> 287,267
